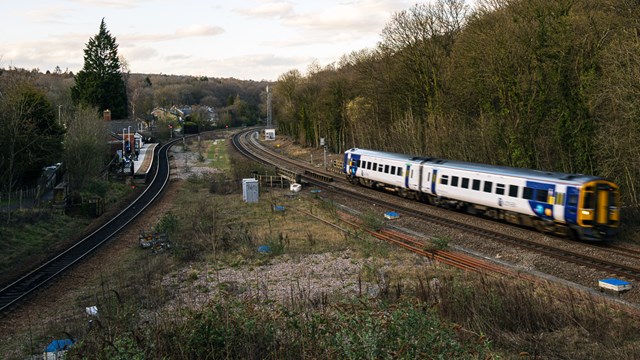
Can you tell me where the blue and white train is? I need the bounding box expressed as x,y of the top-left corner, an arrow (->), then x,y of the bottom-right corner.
343,148 -> 620,241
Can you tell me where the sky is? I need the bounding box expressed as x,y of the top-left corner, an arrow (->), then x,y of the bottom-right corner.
0,0 -> 421,81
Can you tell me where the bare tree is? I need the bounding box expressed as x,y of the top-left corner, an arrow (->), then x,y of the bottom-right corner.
63,105 -> 109,190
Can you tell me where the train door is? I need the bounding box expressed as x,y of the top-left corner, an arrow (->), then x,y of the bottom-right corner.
431,169 -> 438,195
405,164 -> 411,189
564,186 -> 579,225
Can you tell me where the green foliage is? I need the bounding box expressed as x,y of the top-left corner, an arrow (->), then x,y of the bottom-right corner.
70,297 -> 492,359
155,211 -> 179,234
360,210 -> 384,232
272,0 -> 640,206
0,76 -> 65,192
0,210 -> 90,277
71,19 -> 127,119
182,121 -> 199,134
425,236 -> 449,251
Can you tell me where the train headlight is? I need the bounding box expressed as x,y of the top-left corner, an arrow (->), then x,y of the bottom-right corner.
581,210 -> 591,216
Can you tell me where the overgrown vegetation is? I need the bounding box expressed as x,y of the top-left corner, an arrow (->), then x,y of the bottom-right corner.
0,179 -> 133,286
272,0 -> 640,236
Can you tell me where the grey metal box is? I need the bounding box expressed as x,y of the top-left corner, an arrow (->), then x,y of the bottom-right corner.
242,178 -> 259,203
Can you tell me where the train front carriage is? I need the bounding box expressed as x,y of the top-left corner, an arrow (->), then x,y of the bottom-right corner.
574,180 -> 620,240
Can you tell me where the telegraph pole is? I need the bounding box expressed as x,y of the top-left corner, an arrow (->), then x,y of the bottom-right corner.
267,85 -> 272,129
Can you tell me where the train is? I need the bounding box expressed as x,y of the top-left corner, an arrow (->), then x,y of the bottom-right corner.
343,148 -> 620,241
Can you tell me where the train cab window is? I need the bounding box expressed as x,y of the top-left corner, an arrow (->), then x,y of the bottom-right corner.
584,192 -> 595,209
555,193 -> 565,205
523,187 -> 533,200
509,185 -> 519,197
451,176 -> 459,187
441,175 -> 449,185
483,181 -> 493,193
472,179 -> 481,191
496,183 -> 505,195
461,178 -> 469,189
384,165 -> 390,174
536,190 -> 548,202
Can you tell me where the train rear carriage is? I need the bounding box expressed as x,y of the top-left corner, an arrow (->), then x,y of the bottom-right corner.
344,148 -> 421,194
420,159 -> 620,241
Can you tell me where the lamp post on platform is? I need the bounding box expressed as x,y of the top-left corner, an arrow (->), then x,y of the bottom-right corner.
122,128 -> 126,173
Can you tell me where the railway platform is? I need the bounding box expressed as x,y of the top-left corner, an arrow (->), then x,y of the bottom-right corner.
132,143 -> 158,183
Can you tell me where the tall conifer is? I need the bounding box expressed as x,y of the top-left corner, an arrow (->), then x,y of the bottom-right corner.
71,19 -> 127,119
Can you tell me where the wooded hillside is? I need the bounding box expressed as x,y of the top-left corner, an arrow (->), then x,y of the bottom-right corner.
272,0 -> 640,207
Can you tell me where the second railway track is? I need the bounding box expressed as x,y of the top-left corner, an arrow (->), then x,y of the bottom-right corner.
234,129 -> 640,290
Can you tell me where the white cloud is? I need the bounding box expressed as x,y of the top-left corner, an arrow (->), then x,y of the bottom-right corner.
235,0 -> 294,18
70,0 -> 139,8
283,0 -> 407,34
121,25 -> 225,43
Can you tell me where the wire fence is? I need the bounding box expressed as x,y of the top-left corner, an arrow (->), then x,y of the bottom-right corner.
0,187 -> 40,211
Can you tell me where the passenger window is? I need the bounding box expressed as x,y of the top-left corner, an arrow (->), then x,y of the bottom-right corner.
523,187 -> 533,200
384,165 -> 390,174
451,176 -> 459,187
397,167 -> 402,176
568,194 -> 578,206
535,190 -> 547,202
509,185 -> 518,197
496,183 -> 505,195
472,179 -> 481,191
378,164 -> 383,172
367,162 -> 372,170
428,172 -> 431,182
483,181 -> 493,193
461,178 -> 469,189
441,175 -> 449,185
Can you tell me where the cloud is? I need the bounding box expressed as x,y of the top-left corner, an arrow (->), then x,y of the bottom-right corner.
122,25 -> 225,43
283,0 -> 407,34
235,1 -> 294,18
70,0 -> 139,8
140,53 -> 311,81
120,45 -> 158,62
18,5 -> 75,23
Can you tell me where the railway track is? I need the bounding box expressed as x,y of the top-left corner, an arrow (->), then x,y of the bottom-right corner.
234,129 -> 640,285
0,138 -> 179,315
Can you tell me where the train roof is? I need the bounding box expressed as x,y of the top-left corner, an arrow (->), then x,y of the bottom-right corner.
346,148 -> 419,162
346,148 -> 605,184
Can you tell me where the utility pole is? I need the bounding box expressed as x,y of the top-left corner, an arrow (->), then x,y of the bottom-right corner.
267,85 -> 272,129
321,137 -> 327,169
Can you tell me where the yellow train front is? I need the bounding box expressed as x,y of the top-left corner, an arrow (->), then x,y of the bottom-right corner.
573,180 -> 620,241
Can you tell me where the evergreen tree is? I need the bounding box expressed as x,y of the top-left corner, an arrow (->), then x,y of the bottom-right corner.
71,19 -> 127,119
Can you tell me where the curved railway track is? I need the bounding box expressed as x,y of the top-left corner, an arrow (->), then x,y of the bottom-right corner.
0,138 -> 179,315
233,129 -> 640,285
